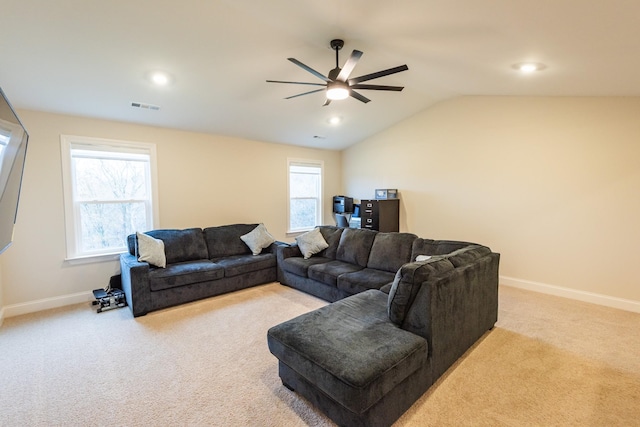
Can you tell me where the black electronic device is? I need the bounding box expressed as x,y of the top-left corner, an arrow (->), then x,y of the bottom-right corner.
92,288 -> 127,313
333,195 -> 354,214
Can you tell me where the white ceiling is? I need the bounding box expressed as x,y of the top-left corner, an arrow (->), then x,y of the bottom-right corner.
2,1 -> 640,150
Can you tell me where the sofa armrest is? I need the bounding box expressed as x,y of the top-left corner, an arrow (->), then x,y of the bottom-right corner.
119,253 -> 152,317
276,242 -> 302,259
265,240 -> 289,255
275,243 -> 302,282
401,252 -> 500,379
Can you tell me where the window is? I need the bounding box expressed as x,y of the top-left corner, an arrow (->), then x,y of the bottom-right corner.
61,135 -> 159,260
288,159 -> 323,233
0,131 -> 8,157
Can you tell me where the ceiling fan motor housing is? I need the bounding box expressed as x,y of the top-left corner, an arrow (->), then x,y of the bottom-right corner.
330,39 -> 344,51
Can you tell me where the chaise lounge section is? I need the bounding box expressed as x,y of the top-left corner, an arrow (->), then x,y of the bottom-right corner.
268,233 -> 500,426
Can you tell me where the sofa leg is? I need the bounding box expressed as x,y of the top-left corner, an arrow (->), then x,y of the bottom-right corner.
282,381 -> 295,392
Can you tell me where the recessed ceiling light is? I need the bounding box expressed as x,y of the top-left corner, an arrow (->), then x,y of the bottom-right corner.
328,116 -> 342,125
149,71 -> 171,86
512,62 -> 547,74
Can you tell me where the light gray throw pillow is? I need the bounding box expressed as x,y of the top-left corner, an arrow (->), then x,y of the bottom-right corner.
137,232 -> 166,268
241,223 -> 276,255
295,227 -> 329,259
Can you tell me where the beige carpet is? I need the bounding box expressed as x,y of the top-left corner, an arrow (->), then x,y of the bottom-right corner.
1,283 -> 639,426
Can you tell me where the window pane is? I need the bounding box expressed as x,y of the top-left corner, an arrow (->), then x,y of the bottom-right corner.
79,202 -> 147,252
74,157 -> 148,200
288,160 -> 322,232
290,172 -> 319,198
290,199 -> 317,230
62,136 -> 157,259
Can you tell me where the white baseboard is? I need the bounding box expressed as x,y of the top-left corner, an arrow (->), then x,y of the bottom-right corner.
2,279 -> 637,320
2,291 -> 94,319
500,276 -> 640,314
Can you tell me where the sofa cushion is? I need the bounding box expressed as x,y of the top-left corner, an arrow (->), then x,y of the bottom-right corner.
136,232 -> 166,268
281,256 -> 333,278
295,227 -> 329,259
337,268 -> 396,295
388,258 -> 455,326
203,224 -> 257,258
444,245 -> 491,267
148,260 -> 224,291
367,232 -> 417,273
308,260 -> 364,287
241,223 -> 276,255
211,253 -> 276,278
335,228 -> 377,267
134,228 -> 208,265
317,226 -> 344,260
267,290 -> 428,414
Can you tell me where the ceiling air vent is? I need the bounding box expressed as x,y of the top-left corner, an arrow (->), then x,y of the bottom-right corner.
131,102 -> 160,111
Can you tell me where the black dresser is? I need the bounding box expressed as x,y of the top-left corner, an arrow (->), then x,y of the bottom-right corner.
360,199 -> 399,232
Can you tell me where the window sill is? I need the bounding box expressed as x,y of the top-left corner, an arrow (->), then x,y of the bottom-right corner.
286,229 -> 313,238
64,252 -> 122,266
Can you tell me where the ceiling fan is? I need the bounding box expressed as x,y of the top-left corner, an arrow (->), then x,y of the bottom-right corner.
267,39 -> 408,106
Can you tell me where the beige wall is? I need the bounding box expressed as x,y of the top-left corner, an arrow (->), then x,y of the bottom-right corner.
343,96 -> 640,305
0,263 -> 4,324
0,110 -> 341,311
3,97 -> 638,315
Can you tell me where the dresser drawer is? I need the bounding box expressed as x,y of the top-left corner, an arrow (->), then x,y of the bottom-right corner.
361,200 -> 379,213
362,216 -> 377,228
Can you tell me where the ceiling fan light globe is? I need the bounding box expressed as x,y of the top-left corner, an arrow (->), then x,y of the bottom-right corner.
326,86 -> 349,100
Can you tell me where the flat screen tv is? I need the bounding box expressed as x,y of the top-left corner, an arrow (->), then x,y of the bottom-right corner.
0,87 -> 29,255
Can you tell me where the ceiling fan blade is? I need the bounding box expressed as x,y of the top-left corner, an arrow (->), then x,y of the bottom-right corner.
284,88 -> 326,100
266,80 -> 326,86
336,50 -> 363,82
348,64 -> 409,85
349,90 -> 371,104
288,58 -> 331,82
350,84 -> 404,91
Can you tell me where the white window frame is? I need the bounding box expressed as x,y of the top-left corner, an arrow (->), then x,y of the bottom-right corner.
287,158 -> 323,233
60,135 -> 160,262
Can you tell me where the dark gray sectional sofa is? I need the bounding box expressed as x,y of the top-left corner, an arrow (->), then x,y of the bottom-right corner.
119,222 -> 499,426
268,225 -> 500,427
120,224 -> 278,317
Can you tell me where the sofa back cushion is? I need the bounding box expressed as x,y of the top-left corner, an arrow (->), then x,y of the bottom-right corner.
204,224 -> 258,258
128,228 -> 208,265
411,238 -> 476,260
367,232 -> 417,273
317,226 -> 344,259
387,258 -> 455,326
335,228 -> 377,267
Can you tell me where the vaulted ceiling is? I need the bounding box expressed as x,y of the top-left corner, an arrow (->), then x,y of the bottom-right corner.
2,1 -> 639,150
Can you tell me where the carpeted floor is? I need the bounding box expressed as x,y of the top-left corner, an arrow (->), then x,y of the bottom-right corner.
0,283 -> 638,426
